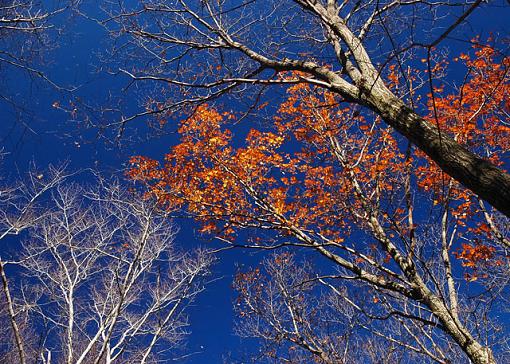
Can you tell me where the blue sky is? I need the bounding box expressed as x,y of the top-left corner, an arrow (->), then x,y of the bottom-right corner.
0,6 -> 266,362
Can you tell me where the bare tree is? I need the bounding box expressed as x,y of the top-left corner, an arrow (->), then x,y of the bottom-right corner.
0,0 -> 77,86
102,0 -> 510,216
0,0 -> 79,139
0,173 -> 212,363
234,251 -> 508,364
233,252 -> 357,364
0,160 -> 71,364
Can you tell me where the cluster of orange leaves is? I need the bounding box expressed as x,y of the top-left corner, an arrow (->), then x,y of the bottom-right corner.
454,243 -> 496,268
453,242 -> 504,282
416,42 -> 510,222
129,82 -> 408,244
413,43 -> 509,275
128,42 -> 509,278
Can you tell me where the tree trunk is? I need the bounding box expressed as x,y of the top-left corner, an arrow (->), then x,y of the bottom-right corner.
365,86 -> 510,218
417,284 -> 496,364
465,341 -> 496,364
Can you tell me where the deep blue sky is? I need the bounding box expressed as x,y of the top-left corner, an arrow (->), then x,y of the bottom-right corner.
1,2 -> 509,363
0,6 -> 270,361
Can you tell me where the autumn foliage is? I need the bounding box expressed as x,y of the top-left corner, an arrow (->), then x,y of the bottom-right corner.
128,43 -> 509,280
417,43 -> 510,219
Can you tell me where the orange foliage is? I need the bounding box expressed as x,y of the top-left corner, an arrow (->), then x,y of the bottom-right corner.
416,42 -> 510,223
454,243 -> 496,269
129,84 -> 407,244
128,43 -> 509,280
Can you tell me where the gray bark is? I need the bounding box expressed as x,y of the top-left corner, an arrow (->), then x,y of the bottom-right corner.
364,86 -> 510,219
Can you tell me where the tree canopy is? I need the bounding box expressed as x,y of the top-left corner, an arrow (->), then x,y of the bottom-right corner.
1,1 -> 509,363
128,42 -> 509,362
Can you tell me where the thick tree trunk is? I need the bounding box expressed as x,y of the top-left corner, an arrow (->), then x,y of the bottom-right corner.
465,342 -> 496,364
403,277 -> 495,364
423,293 -> 495,364
365,86 -> 510,218
307,0 -> 510,218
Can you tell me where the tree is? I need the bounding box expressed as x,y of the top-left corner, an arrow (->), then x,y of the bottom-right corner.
234,252 -> 468,363
0,0 -> 78,132
0,171 -> 212,363
128,43 -> 509,363
0,0 -> 77,82
104,0 -> 510,216
0,160 -> 71,364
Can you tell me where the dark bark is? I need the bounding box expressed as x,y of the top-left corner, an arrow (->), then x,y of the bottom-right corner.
297,0 -> 510,218
364,87 -> 510,219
